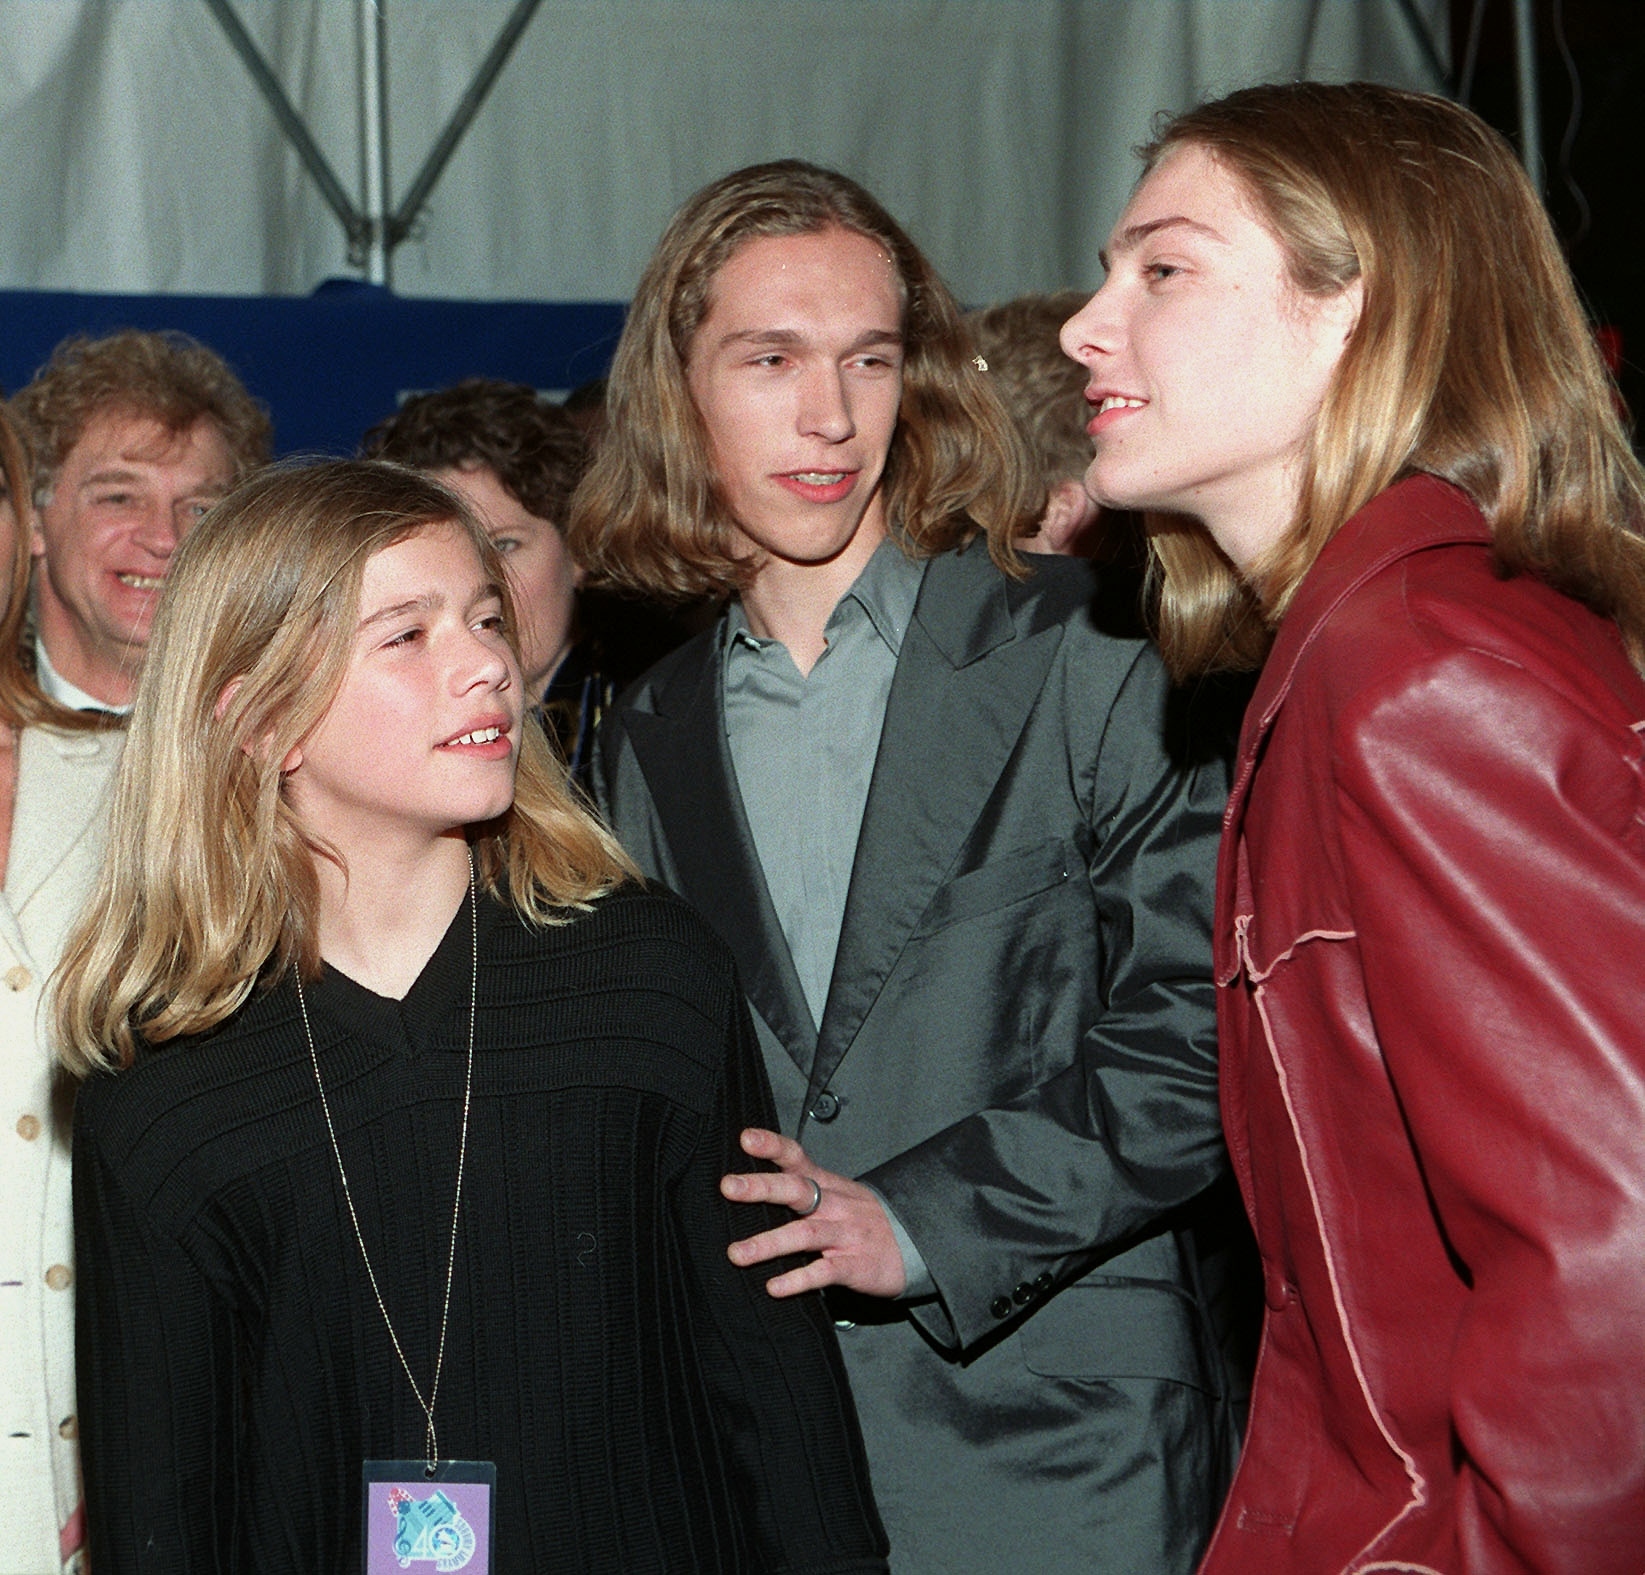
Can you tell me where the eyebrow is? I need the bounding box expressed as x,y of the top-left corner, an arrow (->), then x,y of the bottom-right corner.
77,467 -> 147,489
356,580 -> 503,632
1099,215 -> 1228,271
77,466 -> 232,495
358,592 -> 441,631
713,326 -> 904,353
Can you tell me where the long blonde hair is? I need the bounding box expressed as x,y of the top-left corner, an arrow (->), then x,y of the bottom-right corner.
56,460 -> 635,1072
1140,82 -> 1645,680
568,159 -> 1041,599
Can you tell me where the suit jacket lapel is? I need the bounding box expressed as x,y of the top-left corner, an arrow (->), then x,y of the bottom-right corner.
622,634 -> 819,1079
810,545 -> 1065,1103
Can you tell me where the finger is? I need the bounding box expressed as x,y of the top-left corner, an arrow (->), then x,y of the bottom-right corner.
759,1258 -> 842,1298
726,1221 -> 818,1269
738,1127 -> 808,1170
719,1170 -> 822,1216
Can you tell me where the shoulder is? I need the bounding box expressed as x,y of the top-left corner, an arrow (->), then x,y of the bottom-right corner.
19,719 -> 123,783
1289,547 -> 1645,840
606,621 -> 722,725
921,540 -> 1156,680
487,885 -> 742,1043
72,985 -> 301,1192
1305,540 -> 1645,741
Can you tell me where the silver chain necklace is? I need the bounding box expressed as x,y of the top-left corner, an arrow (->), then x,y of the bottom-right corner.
294,856 -> 478,1476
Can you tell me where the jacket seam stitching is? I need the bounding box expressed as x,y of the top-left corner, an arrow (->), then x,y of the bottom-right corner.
1252,980 -> 1431,1561
1239,924 -> 1356,985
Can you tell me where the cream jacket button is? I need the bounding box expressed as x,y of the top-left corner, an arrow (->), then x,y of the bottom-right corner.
16,1113 -> 40,1140
58,1415 -> 77,1439
4,965 -> 30,991
45,1263 -> 72,1291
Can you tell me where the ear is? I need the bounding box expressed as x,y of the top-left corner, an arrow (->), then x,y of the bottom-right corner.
213,676 -> 241,724
216,677 -> 303,772
1327,276 -> 1364,349
1033,481 -> 1104,556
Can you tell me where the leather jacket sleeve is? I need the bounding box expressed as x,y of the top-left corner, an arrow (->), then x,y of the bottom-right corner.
1332,640 -> 1645,1570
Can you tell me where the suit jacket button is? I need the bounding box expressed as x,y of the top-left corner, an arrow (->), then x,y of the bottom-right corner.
1033,1272 -> 1053,1294
810,1090 -> 840,1123
990,1295 -> 1012,1320
1013,1282 -> 1033,1306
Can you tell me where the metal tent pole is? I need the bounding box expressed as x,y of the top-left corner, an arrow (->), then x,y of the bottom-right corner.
201,0 -> 366,257
359,0 -> 392,285
1511,0 -> 1545,193
388,0 -> 546,248
204,0 -> 544,282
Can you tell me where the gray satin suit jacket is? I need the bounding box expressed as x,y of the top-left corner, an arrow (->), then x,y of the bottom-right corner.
597,539 -> 1238,1574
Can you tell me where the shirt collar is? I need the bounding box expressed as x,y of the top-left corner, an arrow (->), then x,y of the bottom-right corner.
724,536 -> 926,658
35,638 -> 130,715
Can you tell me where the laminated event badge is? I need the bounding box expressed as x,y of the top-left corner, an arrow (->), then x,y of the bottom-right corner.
363,1459 -> 497,1574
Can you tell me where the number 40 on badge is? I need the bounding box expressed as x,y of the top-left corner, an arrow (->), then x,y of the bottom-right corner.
363,1460 -> 496,1573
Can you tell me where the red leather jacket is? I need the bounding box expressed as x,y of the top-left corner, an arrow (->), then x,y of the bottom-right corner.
1199,475 -> 1645,1574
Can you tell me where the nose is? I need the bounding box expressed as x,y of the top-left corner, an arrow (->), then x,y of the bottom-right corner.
1059,283 -> 1118,369
453,623 -> 515,695
796,364 -> 855,444
133,498 -> 184,559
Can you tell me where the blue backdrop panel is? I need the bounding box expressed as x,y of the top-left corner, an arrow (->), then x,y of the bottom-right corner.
0,283 -> 627,456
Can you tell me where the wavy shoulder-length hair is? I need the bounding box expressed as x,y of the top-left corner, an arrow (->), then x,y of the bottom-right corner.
0,404 -> 109,732
568,159 -> 1041,599
56,459 -> 635,1073
1141,81 -> 1645,680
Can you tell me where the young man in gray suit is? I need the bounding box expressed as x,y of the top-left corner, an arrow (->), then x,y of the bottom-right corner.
573,161 -> 1239,1574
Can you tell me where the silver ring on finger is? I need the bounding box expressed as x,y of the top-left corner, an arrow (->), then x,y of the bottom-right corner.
795,1175 -> 822,1217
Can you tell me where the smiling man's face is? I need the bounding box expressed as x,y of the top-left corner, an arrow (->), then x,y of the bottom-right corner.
32,407 -> 237,705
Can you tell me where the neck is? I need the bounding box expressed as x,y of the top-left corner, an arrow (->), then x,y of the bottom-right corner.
739,511 -> 888,676
1197,459 -> 1306,583
313,831 -> 472,999
530,635 -> 575,698
35,629 -> 138,709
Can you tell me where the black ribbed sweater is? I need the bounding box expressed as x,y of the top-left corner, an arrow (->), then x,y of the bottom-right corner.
73,885 -> 887,1573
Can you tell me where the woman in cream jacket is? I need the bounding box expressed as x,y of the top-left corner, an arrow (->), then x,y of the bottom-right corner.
0,405 -> 120,1575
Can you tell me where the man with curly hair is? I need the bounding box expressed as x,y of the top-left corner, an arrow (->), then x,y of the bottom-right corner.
11,329 -> 270,711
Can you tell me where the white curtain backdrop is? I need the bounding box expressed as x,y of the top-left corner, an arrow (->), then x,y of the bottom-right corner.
0,0 -> 1447,305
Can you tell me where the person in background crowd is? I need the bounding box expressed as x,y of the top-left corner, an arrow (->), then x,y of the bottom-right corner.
362,379 -> 613,784
966,291 -> 1110,556
1063,80 -> 1645,1573
0,404 -> 122,1575
11,329 -> 270,713
576,159 -> 1238,1575
57,459 -> 888,1575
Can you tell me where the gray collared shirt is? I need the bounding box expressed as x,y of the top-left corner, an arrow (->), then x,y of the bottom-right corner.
723,539 -> 935,1299
723,538 -> 926,1031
